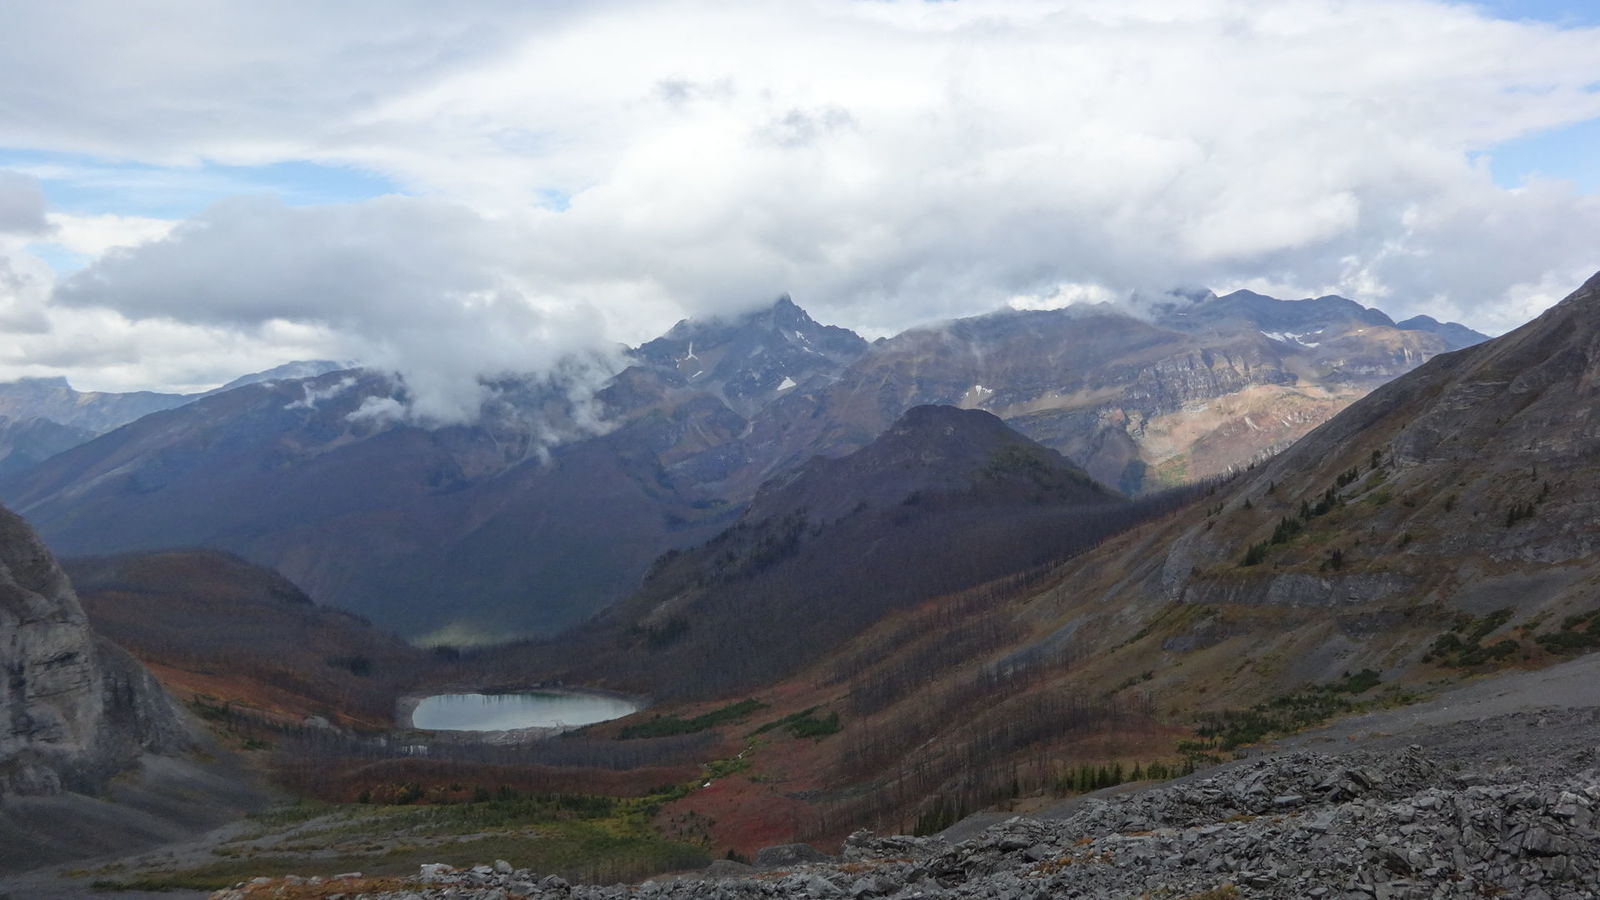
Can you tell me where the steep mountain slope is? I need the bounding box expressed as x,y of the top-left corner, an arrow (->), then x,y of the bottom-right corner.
517,406 -> 1138,697
66,549 -> 431,729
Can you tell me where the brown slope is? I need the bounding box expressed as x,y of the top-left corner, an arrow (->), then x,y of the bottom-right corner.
65,549 -> 433,730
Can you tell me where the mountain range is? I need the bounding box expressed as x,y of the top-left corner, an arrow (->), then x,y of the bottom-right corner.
4,272 -> 1600,894
591,269 -> 1600,847
0,291 -> 1482,642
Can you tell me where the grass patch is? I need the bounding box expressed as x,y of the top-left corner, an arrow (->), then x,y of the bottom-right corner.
616,698 -> 768,740
93,792 -> 710,892
748,706 -> 840,740
1183,886 -> 1240,900
1423,608 -> 1521,667
1191,669 -> 1408,750
245,800 -> 337,828
1534,608 -> 1600,655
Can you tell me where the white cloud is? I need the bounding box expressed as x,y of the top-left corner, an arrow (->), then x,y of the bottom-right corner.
285,375 -> 357,411
0,0 -> 1598,405
45,212 -> 176,258
346,394 -> 406,424
55,195 -> 619,421
1008,283 -> 1121,312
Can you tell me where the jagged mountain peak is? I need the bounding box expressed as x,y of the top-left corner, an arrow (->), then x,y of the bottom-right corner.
640,295 -> 859,353
632,295 -> 868,414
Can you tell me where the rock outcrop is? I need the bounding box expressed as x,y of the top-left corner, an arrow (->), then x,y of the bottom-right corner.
0,502 -> 185,798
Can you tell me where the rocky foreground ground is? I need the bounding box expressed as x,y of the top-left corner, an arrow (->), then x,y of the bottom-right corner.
211,705 -> 1600,900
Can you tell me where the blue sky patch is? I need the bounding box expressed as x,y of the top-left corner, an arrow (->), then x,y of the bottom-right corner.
1474,0 -> 1600,27
1485,116 -> 1600,192
0,148 -> 403,220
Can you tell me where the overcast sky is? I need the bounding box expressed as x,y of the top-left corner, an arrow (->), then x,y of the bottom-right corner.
0,0 -> 1597,418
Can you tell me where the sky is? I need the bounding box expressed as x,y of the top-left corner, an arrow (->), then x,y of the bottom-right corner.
0,0 -> 1597,420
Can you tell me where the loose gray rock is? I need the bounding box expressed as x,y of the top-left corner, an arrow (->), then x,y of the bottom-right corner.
754,842 -> 835,868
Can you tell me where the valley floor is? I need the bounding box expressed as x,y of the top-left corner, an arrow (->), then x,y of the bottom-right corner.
13,652 -> 1599,899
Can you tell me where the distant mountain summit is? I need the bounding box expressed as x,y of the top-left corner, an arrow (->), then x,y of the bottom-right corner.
1393,314 -> 1490,352
633,295 -> 869,415
1174,289 -> 1400,332
0,376 -> 188,434
0,361 -> 348,475
204,360 -> 347,395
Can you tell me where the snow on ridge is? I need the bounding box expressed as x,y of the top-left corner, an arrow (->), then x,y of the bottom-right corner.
1259,330 -> 1321,348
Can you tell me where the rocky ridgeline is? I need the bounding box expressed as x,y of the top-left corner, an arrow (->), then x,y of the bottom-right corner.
211,728 -> 1600,900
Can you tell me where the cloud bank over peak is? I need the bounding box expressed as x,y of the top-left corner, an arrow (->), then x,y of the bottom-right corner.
57,196 -> 616,422
0,0 -> 1597,412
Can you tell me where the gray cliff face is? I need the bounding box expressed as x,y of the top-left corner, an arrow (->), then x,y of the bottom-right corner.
0,503 -> 184,797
